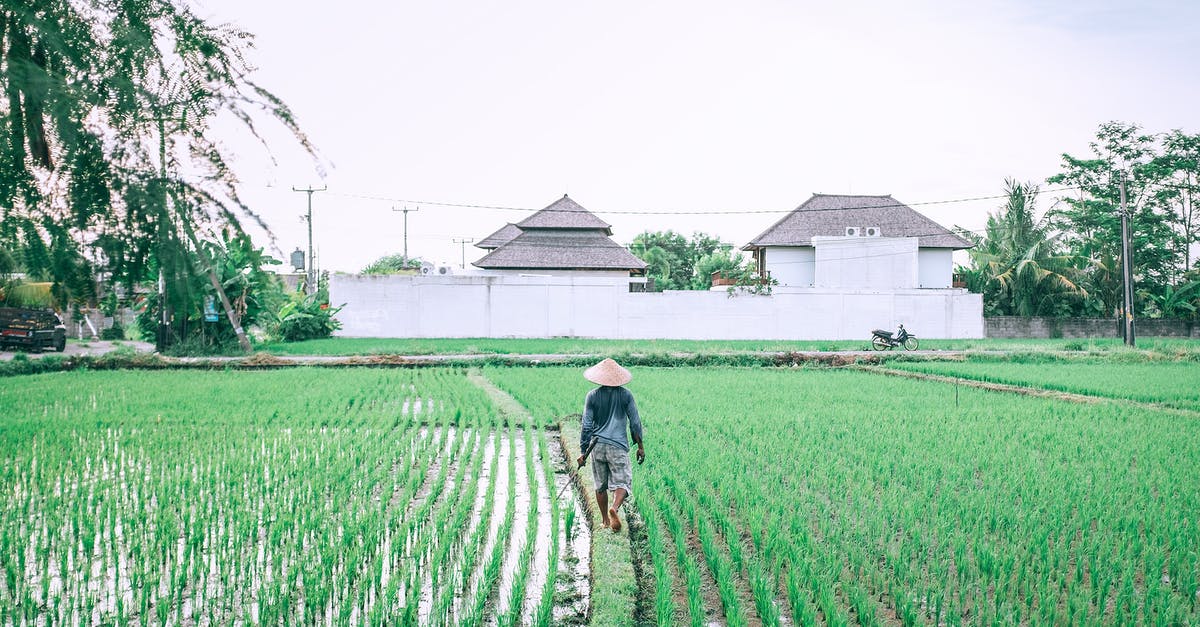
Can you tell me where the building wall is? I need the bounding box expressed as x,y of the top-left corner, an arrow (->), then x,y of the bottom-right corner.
331,274 -> 984,339
917,248 -> 953,288
763,246 -> 815,286
812,236 -> 918,289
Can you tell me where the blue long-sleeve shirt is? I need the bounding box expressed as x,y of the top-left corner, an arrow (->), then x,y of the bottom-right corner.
581,385 -> 642,452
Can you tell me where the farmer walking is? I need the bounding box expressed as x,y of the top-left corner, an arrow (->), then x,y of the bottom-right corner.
579,358 -> 645,533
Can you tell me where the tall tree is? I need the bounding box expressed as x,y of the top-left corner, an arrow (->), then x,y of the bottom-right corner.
956,179 -> 1086,316
0,1 -> 312,346
630,230 -> 750,291
1047,121 -> 1179,315
1156,130 -> 1200,272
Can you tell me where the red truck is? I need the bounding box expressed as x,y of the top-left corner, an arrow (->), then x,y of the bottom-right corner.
0,307 -> 67,352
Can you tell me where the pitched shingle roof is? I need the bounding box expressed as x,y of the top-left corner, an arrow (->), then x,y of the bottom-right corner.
473,229 -> 647,271
743,194 -> 973,249
475,223 -> 521,250
516,195 -> 612,233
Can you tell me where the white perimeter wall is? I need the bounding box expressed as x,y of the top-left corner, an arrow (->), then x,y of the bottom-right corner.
332,274 -> 983,340
813,236 -> 918,289
764,247 -> 815,287
918,249 -> 953,288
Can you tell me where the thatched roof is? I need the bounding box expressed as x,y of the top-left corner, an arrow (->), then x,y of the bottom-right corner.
743,194 -> 972,250
516,195 -> 612,232
475,223 -> 521,250
473,229 -> 646,271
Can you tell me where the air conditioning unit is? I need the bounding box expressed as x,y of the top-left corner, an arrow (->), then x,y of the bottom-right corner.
436,265 -> 454,275
419,262 -> 435,275
863,226 -> 881,237
844,226 -> 861,237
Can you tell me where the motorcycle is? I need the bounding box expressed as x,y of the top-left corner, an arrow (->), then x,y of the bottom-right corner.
871,324 -> 919,351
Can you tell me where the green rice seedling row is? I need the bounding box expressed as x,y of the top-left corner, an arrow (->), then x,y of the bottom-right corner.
487,366 -> 1200,626
889,359 -> 1200,409
0,369 -> 587,626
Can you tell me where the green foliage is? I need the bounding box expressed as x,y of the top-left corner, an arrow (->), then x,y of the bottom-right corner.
493,365 -> 1200,627
360,253 -> 423,275
135,232 -> 285,353
273,292 -> 342,342
631,230 -> 753,290
1047,121 -> 1200,317
99,321 -> 125,341
0,0 -> 312,338
955,180 -> 1086,316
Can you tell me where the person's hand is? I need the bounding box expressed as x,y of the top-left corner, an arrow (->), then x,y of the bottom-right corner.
576,455 -> 586,468
636,446 -> 646,465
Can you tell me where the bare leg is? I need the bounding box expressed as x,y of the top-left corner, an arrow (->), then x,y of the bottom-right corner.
608,488 -> 627,532
596,490 -> 609,528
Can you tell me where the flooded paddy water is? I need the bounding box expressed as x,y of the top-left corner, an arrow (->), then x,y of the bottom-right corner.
0,369 -> 594,626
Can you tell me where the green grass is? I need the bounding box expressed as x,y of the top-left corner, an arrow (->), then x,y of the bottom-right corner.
889,359 -> 1200,409
488,365 -> 1200,626
258,335 -> 1200,356
0,368 -> 560,625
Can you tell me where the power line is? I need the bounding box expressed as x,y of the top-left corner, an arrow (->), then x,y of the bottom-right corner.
326,187 -> 1084,216
293,184 -> 326,294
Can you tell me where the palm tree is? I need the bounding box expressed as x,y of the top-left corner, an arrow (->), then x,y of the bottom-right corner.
957,180 -> 1087,316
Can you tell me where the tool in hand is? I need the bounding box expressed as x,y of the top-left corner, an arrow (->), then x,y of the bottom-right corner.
556,436 -> 599,500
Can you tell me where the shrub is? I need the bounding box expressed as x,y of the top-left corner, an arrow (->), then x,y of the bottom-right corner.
275,293 -> 342,342
100,321 -> 125,341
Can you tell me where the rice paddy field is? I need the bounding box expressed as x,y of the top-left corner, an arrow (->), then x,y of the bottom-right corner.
888,359 -> 1200,410
0,369 -> 588,626
3,358 -> 1200,626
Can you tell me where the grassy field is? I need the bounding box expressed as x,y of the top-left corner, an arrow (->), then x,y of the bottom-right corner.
0,369 -> 584,626
889,359 -> 1200,410
258,336 -> 1200,356
5,360 -> 1200,626
489,365 -> 1200,626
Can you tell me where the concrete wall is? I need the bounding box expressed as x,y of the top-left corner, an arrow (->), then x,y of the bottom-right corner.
764,246 -> 815,287
986,316 -> 1200,339
813,236 -> 918,289
918,249 -> 953,288
332,273 -> 984,339
763,238 -> 955,290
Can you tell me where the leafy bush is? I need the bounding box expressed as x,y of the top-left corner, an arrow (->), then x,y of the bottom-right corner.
100,321 -> 125,341
274,293 -> 342,342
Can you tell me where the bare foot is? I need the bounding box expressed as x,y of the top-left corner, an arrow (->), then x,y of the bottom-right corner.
608,508 -> 621,532
599,517 -> 609,529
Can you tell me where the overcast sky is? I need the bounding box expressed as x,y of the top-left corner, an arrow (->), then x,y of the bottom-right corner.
195,0 -> 1199,273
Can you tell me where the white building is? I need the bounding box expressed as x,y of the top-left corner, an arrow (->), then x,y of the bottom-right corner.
742,194 -> 972,289
331,193 -> 983,340
472,195 -> 647,281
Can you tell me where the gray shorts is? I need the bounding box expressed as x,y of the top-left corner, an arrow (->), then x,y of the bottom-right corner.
591,442 -> 633,495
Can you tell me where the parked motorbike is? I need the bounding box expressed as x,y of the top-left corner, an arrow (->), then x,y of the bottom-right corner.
871,324 -> 918,351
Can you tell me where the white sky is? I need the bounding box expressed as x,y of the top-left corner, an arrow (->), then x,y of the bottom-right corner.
195,0 -> 1199,273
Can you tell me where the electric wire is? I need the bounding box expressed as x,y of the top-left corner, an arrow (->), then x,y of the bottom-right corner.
326,186 -> 1084,216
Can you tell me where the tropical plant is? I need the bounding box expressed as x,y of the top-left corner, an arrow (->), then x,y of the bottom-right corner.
273,292 -> 342,342
631,230 -> 750,290
360,253 -> 424,275
956,180 -> 1086,316
0,1 -> 313,348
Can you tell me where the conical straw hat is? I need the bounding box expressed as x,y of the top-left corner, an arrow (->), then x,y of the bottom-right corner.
583,358 -> 632,387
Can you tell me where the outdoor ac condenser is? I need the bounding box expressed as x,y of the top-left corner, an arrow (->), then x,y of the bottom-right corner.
844,226 -> 861,237
864,226 -> 881,237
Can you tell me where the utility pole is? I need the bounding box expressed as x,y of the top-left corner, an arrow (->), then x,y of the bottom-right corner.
452,238 -> 474,269
1119,177 -> 1135,347
393,205 -> 419,261
293,185 -> 326,294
